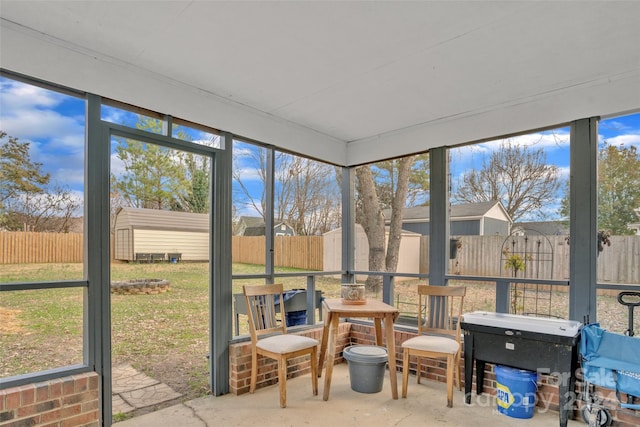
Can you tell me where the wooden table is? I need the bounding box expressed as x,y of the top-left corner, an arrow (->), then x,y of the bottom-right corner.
317,298 -> 400,401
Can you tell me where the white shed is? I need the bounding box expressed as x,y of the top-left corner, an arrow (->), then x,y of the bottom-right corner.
114,207 -> 209,262
323,224 -> 421,281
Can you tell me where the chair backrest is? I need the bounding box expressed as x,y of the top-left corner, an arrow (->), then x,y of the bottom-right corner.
417,285 -> 466,340
243,283 -> 286,341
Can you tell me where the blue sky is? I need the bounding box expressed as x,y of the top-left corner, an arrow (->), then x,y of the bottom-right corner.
1,75 -> 639,221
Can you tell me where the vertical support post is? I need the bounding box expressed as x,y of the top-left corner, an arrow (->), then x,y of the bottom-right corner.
265,148 -> 275,284
429,147 -> 450,286
495,279 -> 510,313
569,118 -> 599,323
306,275 -> 316,325
382,275 -> 394,306
86,94 -> 111,426
210,132 -> 233,395
341,167 -> 355,284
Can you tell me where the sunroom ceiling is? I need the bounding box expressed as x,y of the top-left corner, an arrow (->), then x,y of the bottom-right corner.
1,1 -> 639,166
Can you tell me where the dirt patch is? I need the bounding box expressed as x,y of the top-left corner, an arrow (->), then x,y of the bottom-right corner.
0,307 -> 25,335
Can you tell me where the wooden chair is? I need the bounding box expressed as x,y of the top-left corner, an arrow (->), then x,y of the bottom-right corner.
243,283 -> 319,408
401,285 -> 466,407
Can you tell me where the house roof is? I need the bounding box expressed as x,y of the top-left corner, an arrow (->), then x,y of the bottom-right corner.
115,207 -> 209,233
238,216 -> 265,228
384,201 -> 510,222
2,2 -> 639,166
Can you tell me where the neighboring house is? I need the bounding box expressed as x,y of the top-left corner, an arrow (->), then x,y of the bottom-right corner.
383,201 -> 512,236
512,221 -> 569,236
237,216 -> 296,236
113,207 -> 209,261
235,216 -> 264,236
628,207 -> 640,235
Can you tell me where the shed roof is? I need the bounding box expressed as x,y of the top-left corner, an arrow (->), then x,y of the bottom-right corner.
115,207 -> 209,232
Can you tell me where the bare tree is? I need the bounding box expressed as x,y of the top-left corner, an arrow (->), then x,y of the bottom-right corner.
233,146 -> 341,235
275,154 -> 340,235
1,131 -> 80,232
453,140 -> 560,222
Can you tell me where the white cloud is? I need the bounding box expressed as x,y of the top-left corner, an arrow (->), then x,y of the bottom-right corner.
0,79 -> 63,110
605,133 -> 640,148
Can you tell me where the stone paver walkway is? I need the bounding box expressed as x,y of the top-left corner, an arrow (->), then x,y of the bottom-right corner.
112,364 -> 182,416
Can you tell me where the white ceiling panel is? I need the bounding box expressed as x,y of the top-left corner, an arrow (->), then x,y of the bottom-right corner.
1,1 -> 639,165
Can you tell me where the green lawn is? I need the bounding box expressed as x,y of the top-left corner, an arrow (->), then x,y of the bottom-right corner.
0,262 -> 343,399
1,262 -> 632,402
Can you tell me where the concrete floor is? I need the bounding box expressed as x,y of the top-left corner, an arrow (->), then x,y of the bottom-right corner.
114,364 -> 583,427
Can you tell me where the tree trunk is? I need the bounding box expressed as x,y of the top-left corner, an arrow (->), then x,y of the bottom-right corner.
355,166 -> 385,291
385,157 -> 414,273
355,156 -> 415,292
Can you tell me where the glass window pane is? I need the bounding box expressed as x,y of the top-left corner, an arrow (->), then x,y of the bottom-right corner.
232,140 -> 267,274
110,134 -> 212,399
101,103 -> 164,135
449,129 -> 570,316
0,76 -> 85,281
354,154 -> 430,309
596,112 -> 640,332
0,287 -> 84,377
172,119 -> 221,149
273,152 -> 341,273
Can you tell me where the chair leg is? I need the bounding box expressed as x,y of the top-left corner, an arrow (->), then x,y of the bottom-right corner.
455,350 -> 462,391
278,357 -> 287,408
446,354 -> 454,408
402,349 -> 410,398
310,347 -> 318,396
250,348 -> 258,394
416,356 -> 421,384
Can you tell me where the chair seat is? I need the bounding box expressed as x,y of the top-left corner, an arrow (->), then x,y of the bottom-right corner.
402,335 -> 459,354
257,334 -> 319,354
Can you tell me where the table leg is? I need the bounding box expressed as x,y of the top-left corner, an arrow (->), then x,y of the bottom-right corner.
317,322 -> 330,378
384,314 -> 398,400
464,334 -> 473,404
374,318 -> 383,346
322,313 -> 339,401
476,360 -> 486,395
557,347 -> 576,427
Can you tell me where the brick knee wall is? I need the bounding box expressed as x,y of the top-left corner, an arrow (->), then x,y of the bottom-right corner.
0,372 -> 99,427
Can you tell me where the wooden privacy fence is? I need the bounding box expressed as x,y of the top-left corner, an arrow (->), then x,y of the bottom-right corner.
232,235 -> 324,270
0,232 -> 83,264
1,232 -> 324,271
2,231 -> 638,284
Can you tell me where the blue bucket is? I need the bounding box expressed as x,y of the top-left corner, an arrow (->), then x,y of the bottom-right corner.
495,365 -> 538,419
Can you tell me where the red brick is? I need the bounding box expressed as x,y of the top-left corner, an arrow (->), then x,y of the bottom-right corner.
49,379 -> 64,399
5,389 -> 20,410
73,376 -> 88,393
616,408 -> 640,427
35,381 -> 50,402
60,409 -> 98,427
81,399 -> 99,412
87,374 -> 98,391
62,378 -> 75,395
58,404 -> 82,419
62,390 -> 98,406
0,393 -> 4,412
19,384 -> 36,406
